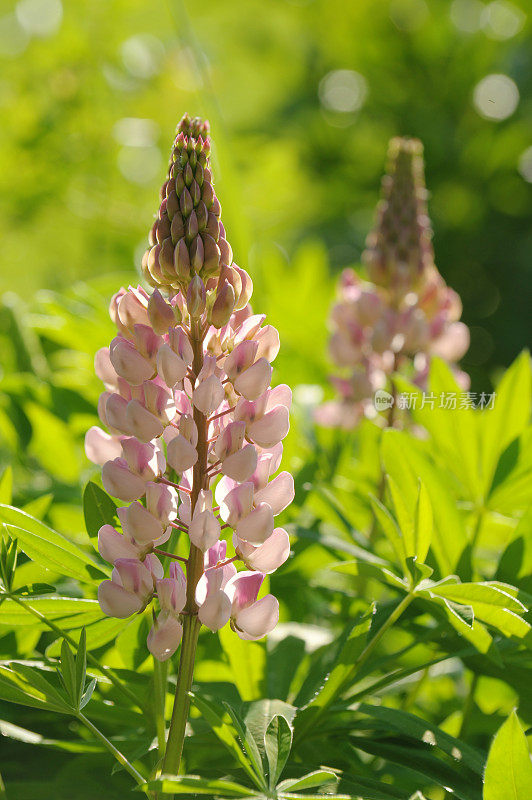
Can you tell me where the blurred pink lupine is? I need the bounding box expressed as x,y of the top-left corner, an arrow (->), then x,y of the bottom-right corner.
85,114 -> 293,685
317,137 -> 470,429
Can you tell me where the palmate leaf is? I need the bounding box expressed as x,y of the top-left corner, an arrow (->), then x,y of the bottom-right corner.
140,774 -> 258,796
0,596 -> 102,628
0,662 -> 72,714
426,582 -> 530,640
277,770 -> 337,793
483,710 -> 532,800
0,505 -> 109,584
264,715 -> 292,789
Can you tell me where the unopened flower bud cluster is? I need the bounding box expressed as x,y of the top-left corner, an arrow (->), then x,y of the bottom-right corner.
85,115 -> 293,661
317,137 -> 470,428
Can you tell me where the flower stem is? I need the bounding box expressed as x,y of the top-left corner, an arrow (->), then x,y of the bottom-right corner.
162,316 -> 206,776
356,592 -> 414,673
153,657 -> 168,759
161,613 -> 201,775
77,711 -> 149,792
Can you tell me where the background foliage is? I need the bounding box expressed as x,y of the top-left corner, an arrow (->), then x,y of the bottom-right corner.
0,0 -> 531,798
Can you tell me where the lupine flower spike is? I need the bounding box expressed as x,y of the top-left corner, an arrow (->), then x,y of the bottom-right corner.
317,137 -> 470,428
85,113 -> 293,771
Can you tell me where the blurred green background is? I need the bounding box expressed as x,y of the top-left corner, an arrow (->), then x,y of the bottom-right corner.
0,0 -> 531,389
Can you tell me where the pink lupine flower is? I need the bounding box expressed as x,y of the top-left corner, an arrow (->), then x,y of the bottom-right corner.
87,113 -> 292,667
318,137 -> 469,429
147,563 -> 187,661
98,555 -> 163,618
235,528 -> 290,573
225,571 -> 279,641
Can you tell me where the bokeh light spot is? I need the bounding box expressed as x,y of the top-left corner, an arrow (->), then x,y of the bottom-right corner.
113,118 -> 159,148
518,146 -> 532,183
15,0 -> 62,38
473,73 -> 519,120
0,13 -> 29,57
117,146 -> 162,185
121,34 -> 164,79
481,1 -> 525,40
319,70 -> 368,113
450,0 -> 484,33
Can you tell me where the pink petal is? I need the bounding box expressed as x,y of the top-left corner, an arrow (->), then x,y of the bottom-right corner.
102,459 -> 146,501
221,445 -> 258,482
119,501 -> 163,544
234,594 -> 279,640
157,343 -> 188,387
147,612 -> 183,661
85,427 -> 122,466
189,508 -> 221,552
98,524 -> 139,563
238,528 -> 290,573
146,482 -> 178,525
219,482 -> 254,527
197,589 -> 232,631
234,358 -> 272,401
192,374 -> 225,416
125,400 -> 164,442
109,337 -> 154,385
235,502 -> 274,544
248,405 -> 290,448
254,325 -> 280,362
98,580 -> 143,618
254,472 -> 294,515
167,434 -> 198,473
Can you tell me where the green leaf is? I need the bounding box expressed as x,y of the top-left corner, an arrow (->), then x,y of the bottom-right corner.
141,774 -> 258,796
0,508 -> 109,583
0,468 -> 13,505
428,582 -> 530,639
277,770 -> 337,792
295,607 -> 374,738
481,351 -> 531,496
191,693 -> 264,788
369,496 -> 405,571
60,638 -> 77,706
223,702 -> 266,787
387,475 -> 415,558
358,704 -> 485,775
264,714 -> 292,788
0,596 -> 102,628
414,480 -> 432,564
75,627 -> 87,708
219,622 -> 266,701
0,663 -> 72,714
83,481 -> 118,545
483,710 -> 532,800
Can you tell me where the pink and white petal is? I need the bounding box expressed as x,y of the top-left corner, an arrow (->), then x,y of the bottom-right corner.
85,427 -> 122,466
234,594 -> 279,640
254,472 -> 294,515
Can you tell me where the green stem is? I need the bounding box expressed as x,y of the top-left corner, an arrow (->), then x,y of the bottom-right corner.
9,594 -> 146,714
162,317 -> 206,777
162,614 -> 201,775
153,657 -> 168,759
355,592 -> 414,674
458,672 -> 478,739
77,711 -> 149,792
